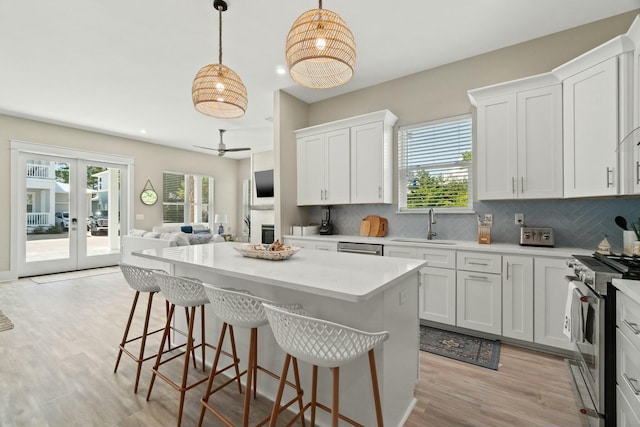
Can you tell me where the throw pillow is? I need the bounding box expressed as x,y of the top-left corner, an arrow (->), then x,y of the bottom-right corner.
128,228 -> 147,237
187,233 -> 213,245
159,232 -> 190,246
181,225 -> 193,234
143,231 -> 161,239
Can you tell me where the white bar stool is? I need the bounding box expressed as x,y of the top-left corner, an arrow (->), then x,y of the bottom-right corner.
147,272 -> 238,427
263,303 -> 389,427
198,284 -> 306,427
114,263 -> 170,393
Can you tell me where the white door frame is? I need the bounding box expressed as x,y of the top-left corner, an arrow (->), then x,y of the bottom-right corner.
9,140 -> 134,279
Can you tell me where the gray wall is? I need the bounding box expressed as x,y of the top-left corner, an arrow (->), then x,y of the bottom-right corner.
277,10 -> 640,253
306,198 -> 640,251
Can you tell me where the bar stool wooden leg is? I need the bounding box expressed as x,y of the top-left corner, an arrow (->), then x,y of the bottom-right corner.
310,365 -> 318,426
133,291 -> 155,393
268,353 -> 291,427
253,329 -> 258,399
147,303 -> 176,401
228,325 -> 243,393
176,306 -> 197,427
369,349 -> 384,427
198,323 -> 228,427
114,290 -> 140,374
184,307 -> 197,369
242,328 -> 257,427
331,367 -> 340,427
291,358 -> 306,427
200,305 -> 206,371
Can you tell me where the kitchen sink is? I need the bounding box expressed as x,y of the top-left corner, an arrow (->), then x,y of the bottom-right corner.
389,237 -> 457,245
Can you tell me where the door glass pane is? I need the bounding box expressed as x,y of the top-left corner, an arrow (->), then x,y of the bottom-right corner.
86,165 -> 121,257
25,159 -> 71,262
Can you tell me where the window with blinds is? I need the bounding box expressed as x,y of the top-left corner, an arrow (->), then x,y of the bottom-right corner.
398,114 -> 472,212
162,172 -> 214,226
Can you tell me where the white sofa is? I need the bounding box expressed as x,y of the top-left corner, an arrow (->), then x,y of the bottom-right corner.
121,224 -> 224,269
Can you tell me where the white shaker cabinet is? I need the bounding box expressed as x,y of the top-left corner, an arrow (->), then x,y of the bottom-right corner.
533,257 -> 573,351
469,74 -> 563,200
283,238 -> 337,252
350,120 -> 392,204
502,255 -> 534,341
295,110 -> 397,206
562,57 -> 619,197
456,251 -> 502,334
296,129 -> 350,206
385,246 -> 456,325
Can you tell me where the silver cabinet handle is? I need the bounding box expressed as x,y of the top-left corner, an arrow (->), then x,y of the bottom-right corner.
521,177 -> 524,193
623,373 -> 640,395
339,248 -> 379,255
468,275 -> 488,280
636,161 -> 640,185
512,177 -> 515,194
468,262 -> 489,266
624,319 -> 640,335
606,167 -> 613,188
505,262 -> 510,280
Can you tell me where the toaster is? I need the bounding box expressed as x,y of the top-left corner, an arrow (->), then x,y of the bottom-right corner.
519,227 -> 554,247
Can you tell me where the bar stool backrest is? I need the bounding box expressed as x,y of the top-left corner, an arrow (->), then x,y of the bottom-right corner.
152,271 -> 208,307
202,284 -> 303,329
119,263 -> 162,293
262,303 -> 390,368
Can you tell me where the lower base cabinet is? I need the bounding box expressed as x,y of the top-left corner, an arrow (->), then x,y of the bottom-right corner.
456,270 -> 502,335
283,238 -> 337,252
419,266 -> 456,325
503,255 -> 534,341
533,257 -> 573,350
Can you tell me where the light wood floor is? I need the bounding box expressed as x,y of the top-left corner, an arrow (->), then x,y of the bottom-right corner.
0,268 -> 584,427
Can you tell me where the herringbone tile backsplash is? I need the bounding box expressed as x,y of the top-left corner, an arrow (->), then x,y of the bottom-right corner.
309,198 -> 640,251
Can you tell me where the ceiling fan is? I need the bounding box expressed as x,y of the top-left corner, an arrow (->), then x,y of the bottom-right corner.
195,129 -> 251,157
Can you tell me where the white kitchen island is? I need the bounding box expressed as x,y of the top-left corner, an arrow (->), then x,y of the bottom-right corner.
135,242 -> 425,427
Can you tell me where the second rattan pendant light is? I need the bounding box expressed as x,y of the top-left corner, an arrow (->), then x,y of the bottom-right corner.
192,0 -> 248,119
285,0 -> 356,89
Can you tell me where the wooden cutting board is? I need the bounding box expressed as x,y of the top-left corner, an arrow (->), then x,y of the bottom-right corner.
359,218 -> 371,236
367,215 -> 381,236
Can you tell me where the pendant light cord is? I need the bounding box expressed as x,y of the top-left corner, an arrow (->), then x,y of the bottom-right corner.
218,6 -> 223,64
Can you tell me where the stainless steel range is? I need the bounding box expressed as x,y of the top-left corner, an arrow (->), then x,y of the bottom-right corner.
566,252 -> 640,427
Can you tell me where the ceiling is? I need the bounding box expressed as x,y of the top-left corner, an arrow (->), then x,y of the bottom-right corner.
1,1 -> 639,159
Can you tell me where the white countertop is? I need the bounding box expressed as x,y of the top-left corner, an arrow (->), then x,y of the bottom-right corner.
136,242 -> 426,302
283,234 -> 594,258
613,278 -> 640,304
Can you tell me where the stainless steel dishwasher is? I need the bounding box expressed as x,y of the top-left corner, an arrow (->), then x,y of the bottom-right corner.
337,241 -> 384,256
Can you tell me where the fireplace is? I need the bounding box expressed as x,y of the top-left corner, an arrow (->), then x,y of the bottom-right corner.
261,224 -> 274,244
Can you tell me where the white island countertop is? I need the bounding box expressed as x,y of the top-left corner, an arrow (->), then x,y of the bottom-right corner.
136,242 -> 426,302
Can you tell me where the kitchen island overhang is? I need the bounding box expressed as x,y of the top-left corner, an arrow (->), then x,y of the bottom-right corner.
135,242 -> 426,427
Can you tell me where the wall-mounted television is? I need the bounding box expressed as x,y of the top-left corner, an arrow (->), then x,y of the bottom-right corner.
254,169 -> 274,198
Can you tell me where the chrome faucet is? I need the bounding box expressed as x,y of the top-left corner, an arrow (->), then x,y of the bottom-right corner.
427,208 -> 437,240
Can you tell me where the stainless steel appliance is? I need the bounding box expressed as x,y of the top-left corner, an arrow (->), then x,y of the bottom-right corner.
566,252 -> 640,426
519,226 -> 554,247
337,242 -> 383,256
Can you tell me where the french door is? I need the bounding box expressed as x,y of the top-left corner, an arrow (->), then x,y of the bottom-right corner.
17,151 -> 130,277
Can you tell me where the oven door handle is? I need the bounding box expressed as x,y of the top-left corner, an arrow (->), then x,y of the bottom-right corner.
623,373 -> 640,395
623,319 -> 640,335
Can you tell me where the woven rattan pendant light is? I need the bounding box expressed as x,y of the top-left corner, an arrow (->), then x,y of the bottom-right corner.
285,0 -> 356,89
192,0 -> 247,119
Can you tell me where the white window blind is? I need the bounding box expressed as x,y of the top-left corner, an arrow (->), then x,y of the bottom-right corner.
162,172 -> 214,227
398,114 -> 472,212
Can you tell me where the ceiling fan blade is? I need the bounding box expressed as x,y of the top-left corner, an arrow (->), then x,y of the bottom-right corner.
194,145 -> 218,151
221,147 -> 251,152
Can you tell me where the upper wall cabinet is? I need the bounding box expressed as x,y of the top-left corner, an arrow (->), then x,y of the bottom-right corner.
295,110 -> 398,206
625,16 -> 640,194
553,36 -> 634,198
468,73 -> 563,200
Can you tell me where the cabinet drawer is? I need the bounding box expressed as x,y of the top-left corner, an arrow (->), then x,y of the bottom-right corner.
416,248 -> 456,269
617,291 -> 640,350
457,251 -> 501,274
618,385 -> 640,427
617,328 -> 640,418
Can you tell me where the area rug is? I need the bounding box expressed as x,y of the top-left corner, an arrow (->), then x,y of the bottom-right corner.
31,266 -> 121,284
0,311 -> 14,332
419,325 -> 500,370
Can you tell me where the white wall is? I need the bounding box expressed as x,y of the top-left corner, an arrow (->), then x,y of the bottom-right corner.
0,114 -> 241,274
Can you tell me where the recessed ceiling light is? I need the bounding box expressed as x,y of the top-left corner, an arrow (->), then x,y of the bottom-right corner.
276,66 -> 286,75
140,129 -> 147,134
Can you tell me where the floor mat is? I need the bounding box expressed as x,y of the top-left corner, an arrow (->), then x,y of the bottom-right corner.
420,325 -> 500,370
0,311 -> 14,332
